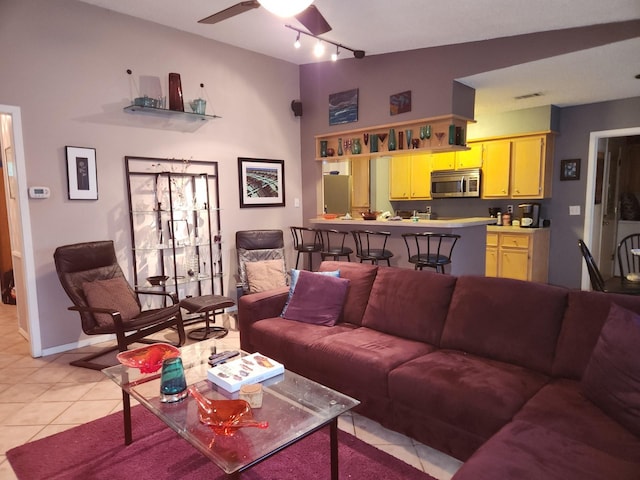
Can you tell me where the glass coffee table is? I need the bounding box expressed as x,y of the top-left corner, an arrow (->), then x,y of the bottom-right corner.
103,340 -> 359,479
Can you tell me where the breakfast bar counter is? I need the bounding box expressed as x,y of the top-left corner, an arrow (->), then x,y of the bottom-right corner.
309,216 -> 496,275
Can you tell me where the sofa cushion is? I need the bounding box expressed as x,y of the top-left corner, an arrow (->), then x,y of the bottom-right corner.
515,380 -> 640,462
281,270 -> 350,326
389,349 -> 548,442
82,277 -> 140,327
440,276 -> 567,374
304,327 -> 435,399
581,303 -> 640,437
361,266 -> 456,344
553,290 -> 640,379
452,419 -> 640,480
281,268 -> 340,316
245,259 -> 287,293
319,261 -> 378,326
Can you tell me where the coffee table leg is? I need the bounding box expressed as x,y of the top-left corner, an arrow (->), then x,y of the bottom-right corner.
330,418 -> 338,480
123,390 -> 132,445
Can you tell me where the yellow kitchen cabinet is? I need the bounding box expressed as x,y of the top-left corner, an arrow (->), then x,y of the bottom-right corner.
481,140 -> 512,198
431,152 -> 456,171
510,134 -> 553,199
485,227 -> 550,282
455,142 -> 483,169
389,153 -> 431,200
351,157 -> 370,211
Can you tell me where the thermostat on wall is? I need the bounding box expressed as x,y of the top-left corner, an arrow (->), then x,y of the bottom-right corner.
28,186 -> 50,199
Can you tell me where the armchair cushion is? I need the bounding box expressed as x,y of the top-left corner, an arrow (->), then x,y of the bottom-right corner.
82,277 -> 141,327
581,303 -> 640,437
281,270 -> 349,326
245,259 -> 287,293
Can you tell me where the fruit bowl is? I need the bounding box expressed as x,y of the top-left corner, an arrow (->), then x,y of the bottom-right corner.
116,343 -> 180,373
323,213 -> 338,219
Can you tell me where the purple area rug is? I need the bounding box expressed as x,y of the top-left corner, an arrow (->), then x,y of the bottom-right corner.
7,405 -> 437,480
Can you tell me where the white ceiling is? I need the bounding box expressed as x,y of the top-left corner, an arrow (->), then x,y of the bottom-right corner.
79,0 -> 640,114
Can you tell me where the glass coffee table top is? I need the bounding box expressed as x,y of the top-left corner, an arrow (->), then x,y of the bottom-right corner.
103,340 -> 359,475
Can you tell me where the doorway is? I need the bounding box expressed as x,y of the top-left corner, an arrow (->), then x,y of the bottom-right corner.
583,126 -> 640,290
0,105 -> 41,357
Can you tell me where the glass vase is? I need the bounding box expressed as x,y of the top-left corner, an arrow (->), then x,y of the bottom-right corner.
388,128 -> 396,151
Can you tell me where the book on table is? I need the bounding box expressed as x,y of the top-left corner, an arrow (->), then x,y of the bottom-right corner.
207,352 -> 285,392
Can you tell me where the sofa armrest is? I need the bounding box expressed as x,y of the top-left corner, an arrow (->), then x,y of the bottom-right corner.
238,286 -> 289,352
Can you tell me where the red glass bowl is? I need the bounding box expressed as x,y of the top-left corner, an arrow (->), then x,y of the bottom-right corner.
116,343 -> 180,373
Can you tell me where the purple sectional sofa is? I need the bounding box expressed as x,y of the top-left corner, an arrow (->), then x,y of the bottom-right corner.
238,261 -> 640,479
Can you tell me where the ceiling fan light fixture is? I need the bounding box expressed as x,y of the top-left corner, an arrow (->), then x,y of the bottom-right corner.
314,39 -> 325,58
258,0 -> 313,18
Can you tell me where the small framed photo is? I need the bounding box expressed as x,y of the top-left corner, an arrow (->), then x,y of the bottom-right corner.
65,146 -> 98,200
238,157 -> 285,208
390,90 -> 412,115
560,158 -> 580,181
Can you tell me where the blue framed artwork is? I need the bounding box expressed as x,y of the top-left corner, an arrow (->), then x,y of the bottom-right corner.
390,90 -> 411,115
329,89 -> 359,126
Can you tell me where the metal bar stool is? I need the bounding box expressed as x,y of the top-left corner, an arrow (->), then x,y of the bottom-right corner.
290,226 -> 322,270
180,294 -> 235,341
351,230 -> 393,266
318,229 -> 353,262
402,232 -> 460,273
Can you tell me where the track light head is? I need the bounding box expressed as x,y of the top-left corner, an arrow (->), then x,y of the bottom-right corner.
331,45 -> 339,61
314,39 -> 325,57
294,32 -> 301,49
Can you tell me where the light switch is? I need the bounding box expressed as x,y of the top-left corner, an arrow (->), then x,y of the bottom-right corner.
569,205 -> 581,216
294,198 -> 300,208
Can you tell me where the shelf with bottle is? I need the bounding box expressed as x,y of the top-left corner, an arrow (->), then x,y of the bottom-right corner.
124,104 -> 221,121
315,114 -> 472,161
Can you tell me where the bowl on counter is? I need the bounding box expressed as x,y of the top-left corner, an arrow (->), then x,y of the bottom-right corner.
323,213 -> 338,219
361,211 -> 380,221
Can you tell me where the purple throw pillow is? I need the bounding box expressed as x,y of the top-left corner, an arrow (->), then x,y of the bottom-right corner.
581,303 -> 640,437
281,270 -> 350,326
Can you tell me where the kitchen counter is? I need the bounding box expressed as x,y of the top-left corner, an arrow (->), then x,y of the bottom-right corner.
309,216 -> 497,275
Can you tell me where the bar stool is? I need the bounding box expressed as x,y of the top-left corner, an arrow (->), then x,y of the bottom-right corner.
402,232 -> 460,273
318,229 -> 353,262
290,226 -> 322,270
180,294 -> 235,341
351,230 -> 394,266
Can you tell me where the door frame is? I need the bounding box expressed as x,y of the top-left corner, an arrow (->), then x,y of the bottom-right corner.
582,126 -> 640,290
0,104 -> 41,356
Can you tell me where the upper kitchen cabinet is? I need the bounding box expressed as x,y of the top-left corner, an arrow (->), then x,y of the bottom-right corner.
481,132 -> 555,199
389,153 -> 431,200
431,143 -> 483,171
510,134 -> 554,199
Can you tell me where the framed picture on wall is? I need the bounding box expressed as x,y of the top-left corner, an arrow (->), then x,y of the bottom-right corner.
65,146 -> 98,200
329,89 -> 359,126
238,157 -> 285,208
560,158 -> 580,181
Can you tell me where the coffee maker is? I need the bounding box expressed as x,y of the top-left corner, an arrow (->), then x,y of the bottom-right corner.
518,203 -> 541,228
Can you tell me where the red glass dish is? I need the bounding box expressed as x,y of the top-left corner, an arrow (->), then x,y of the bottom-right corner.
116,343 -> 180,373
188,386 -> 269,436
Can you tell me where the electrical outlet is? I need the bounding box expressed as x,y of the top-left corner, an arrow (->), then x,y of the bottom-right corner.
507,205 -> 513,214
426,205 -> 432,214
569,205 -> 581,216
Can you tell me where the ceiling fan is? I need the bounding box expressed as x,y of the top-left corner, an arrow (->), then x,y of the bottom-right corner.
198,1 -> 332,36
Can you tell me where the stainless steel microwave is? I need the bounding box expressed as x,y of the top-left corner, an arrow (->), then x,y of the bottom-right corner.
431,168 -> 481,198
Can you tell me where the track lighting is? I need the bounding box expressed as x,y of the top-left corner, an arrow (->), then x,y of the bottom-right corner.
286,24 -> 365,60
331,45 -> 339,62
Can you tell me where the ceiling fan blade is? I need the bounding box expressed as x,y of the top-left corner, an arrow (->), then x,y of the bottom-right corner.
295,5 -> 331,35
198,1 -> 260,25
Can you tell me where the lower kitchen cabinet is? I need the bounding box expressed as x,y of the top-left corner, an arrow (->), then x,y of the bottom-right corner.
486,226 -> 550,282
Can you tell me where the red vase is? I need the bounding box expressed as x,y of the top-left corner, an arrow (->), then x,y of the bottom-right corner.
168,73 -> 184,111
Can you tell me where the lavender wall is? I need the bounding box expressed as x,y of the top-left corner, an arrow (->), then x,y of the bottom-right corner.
0,0 -> 303,352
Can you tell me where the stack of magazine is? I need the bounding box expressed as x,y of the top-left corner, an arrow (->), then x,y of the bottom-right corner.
207,352 -> 284,392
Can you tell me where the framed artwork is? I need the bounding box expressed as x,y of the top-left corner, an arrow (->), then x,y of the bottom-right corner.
329,88 -> 358,125
238,157 -> 285,208
560,158 -> 580,181
65,146 -> 98,200
390,90 -> 412,115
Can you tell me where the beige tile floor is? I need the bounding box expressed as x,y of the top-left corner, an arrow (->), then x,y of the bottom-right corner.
0,303 -> 462,479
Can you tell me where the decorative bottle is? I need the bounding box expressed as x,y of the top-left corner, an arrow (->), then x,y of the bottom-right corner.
388,128 -> 396,151
352,138 -> 362,155
337,138 -> 343,156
